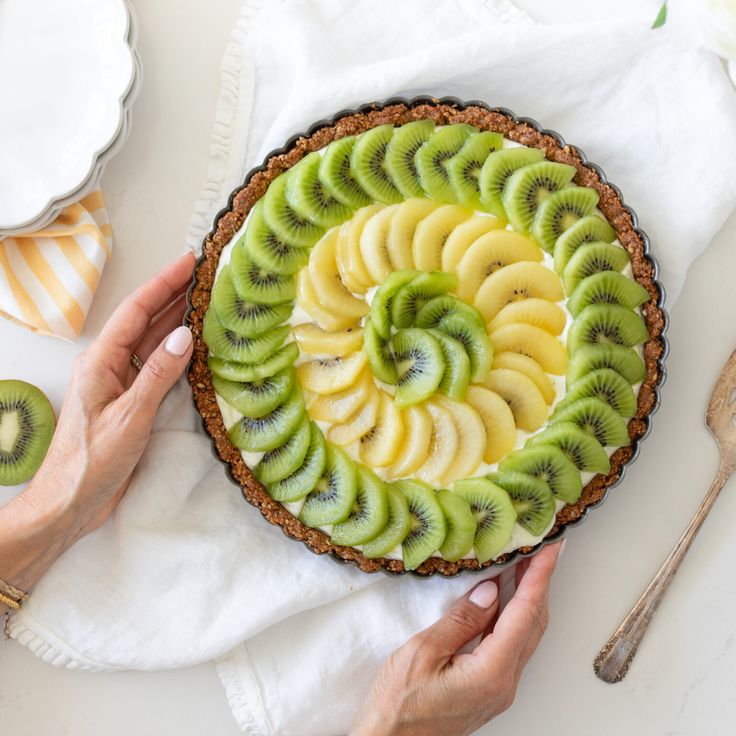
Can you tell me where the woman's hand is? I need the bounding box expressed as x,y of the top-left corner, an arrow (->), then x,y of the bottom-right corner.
351,542 -> 563,736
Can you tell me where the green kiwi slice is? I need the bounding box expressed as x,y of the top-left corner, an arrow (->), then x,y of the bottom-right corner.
556,368 -> 637,418
203,310 -> 289,363
429,329 -> 471,401
392,328 -> 445,408
531,186 -> 600,252
479,147 -> 546,218
363,318 -> 398,384
550,397 -> 629,448
211,267 -> 292,335
434,311 -> 493,383
390,271 -> 458,328
567,304 -> 649,353
228,384 -> 305,452
369,269 -> 419,339
208,343 -> 299,383
351,124 -> 403,204
253,414 -> 312,484
385,120 -> 436,198
230,243 -> 296,304
526,421 -> 610,474
397,479 -> 447,570
502,161 -> 577,233
553,215 -> 617,273
212,368 -> 295,419
299,444 -> 359,527
243,202 -> 310,276
0,380 -> 55,486
567,271 -> 650,317
363,484 -> 413,558
262,173 -> 325,247
318,136 -> 372,209
499,445 -> 582,505
566,343 -> 646,387
415,124 -> 478,203
562,242 -> 630,293
414,294 -> 486,332
447,131 -> 504,209
330,467 -> 390,546
453,478 -> 516,564
437,489 -> 477,562
268,422 -> 327,502
489,471 -> 556,535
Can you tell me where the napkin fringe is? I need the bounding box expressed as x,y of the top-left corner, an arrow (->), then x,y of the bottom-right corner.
216,647 -> 270,735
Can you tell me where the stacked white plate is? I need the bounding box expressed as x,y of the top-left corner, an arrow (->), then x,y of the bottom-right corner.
0,0 -> 140,236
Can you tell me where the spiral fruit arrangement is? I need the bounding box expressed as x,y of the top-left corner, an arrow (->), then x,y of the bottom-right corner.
200,115 -> 655,571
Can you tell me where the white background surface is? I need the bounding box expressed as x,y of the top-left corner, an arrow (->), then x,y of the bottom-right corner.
2,1 -> 736,734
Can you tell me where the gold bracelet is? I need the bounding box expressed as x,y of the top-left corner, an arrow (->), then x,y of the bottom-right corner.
0,578 -> 27,606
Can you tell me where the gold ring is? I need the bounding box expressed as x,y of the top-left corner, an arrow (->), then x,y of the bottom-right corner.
130,353 -> 144,372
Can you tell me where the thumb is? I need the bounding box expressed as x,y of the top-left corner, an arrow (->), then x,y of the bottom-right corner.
419,579 -> 499,662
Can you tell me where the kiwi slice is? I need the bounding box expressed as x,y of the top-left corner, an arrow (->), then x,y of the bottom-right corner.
479,147 -> 546,218
385,120 -> 436,198
364,318 -> 398,384
502,162 -> 577,233
531,186 -> 600,252
429,329 -> 471,401
553,215 -> 617,273
562,242 -> 630,293
397,479 -> 447,570
436,489 -> 477,562
253,414 -> 311,484
262,173 -> 325,247
318,136 -> 372,209
392,329 -> 445,408
414,294 -> 486,332
556,368 -> 637,418
268,422 -> 327,502
526,421 -> 610,474
447,131 -> 504,209
566,343 -> 646,387
0,380 -> 55,486
285,151 -> 352,228
500,445 -> 582,505
242,202 -> 310,276
567,304 -> 649,353
208,343 -> 299,383
228,384 -> 305,452
550,397 -> 629,448
230,244 -> 296,304
330,467 -> 390,546
299,444 -> 358,527
567,271 -> 650,317
369,269 -> 419,339
363,484 -> 413,558
391,271 -> 458,328
453,478 -> 516,564
203,310 -> 289,363
351,125 -> 403,204
415,124 -> 477,204
434,311 -> 493,383
489,471 -> 555,535
211,268 -> 292,336
212,368 -> 295,418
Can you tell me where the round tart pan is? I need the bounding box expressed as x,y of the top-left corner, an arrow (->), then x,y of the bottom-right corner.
185,96 -> 669,577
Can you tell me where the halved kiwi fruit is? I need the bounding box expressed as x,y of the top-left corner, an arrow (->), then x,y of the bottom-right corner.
526,421 -> 610,474
212,368 -> 295,418
550,397 -> 629,448
553,214 -> 617,273
414,294 -> 486,332
437,489 -> 477,562
286,152 -> 352,227
385,120 -> 436,198
500,445 -> 582,505
230,244 -> 296,304
390,271 -> 458,328
567,271 -> 649,316
351,124 -> 402,204
262,173 -> 325,247
562,242 -> 630,293
567,304 -> 649,353
566,343 -> 646,387
253,415 -> 311,484
203,310 -> 289,363
330,467 -> 389,546
268,422 -> 327,502
531,186 -> 599,252
318,136 -> 372,209
479,147 -> 545,218
397,479 -> 447,570
415,124 -> 478,203
446,131 -> 504,209
369,269 -> 419,339
392,328 -> 445,408
362,484 -> 412,558
363,318 -> 398,384
556,368 -> 637,418
299,444 -> 359,527
243,202 -> 310,276
434,311 -> 493,383
489,471 -> 555,535
429,329 -> 471,401
208,343 -> 299,383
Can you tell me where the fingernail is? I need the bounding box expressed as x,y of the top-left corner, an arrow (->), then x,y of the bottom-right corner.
165,325 -> 192,356
469,580 -> 498,609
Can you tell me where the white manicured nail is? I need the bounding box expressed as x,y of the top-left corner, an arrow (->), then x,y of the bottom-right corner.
165,326 -> 192,356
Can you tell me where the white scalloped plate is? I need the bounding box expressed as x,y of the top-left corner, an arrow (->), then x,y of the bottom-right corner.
0,0 -> 135,230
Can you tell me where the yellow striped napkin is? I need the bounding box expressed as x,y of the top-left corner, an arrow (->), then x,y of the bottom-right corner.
0,192 -> 112,341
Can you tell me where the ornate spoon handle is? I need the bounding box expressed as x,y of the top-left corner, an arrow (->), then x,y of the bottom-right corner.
593,464 -> 733,683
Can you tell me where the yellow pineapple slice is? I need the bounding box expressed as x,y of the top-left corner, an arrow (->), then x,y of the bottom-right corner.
296,351 -> 368,394
385,403 -> 433,479
296,269 -> 359,331
434,396 -> 486,484
309,230 -> 368,320
293,323 -> 363,356
359,204 -> 400,284
489,323 -> 568,375
464,386 -> 517,463
474,261 -> 564,322
327,385 -> 381,446
483,368 -> 548,432
415,400 -> 459,484
492,351 -> 556,404
307,369 -> 373,423
441,215 -> 505,273
412,204 -> 474,271
386,198 -> 439,270
488,298 -> 567,336
358,391 -> 405,467
455,231 -> 543,302
336,204 -> 384,294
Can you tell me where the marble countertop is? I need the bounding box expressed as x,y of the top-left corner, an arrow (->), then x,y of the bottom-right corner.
2,1 -> 735,734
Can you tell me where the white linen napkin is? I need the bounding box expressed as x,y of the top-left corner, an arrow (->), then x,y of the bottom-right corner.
8,1 -> 736,735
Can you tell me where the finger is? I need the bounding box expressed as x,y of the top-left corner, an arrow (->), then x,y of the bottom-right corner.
133,293 -> 188,362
